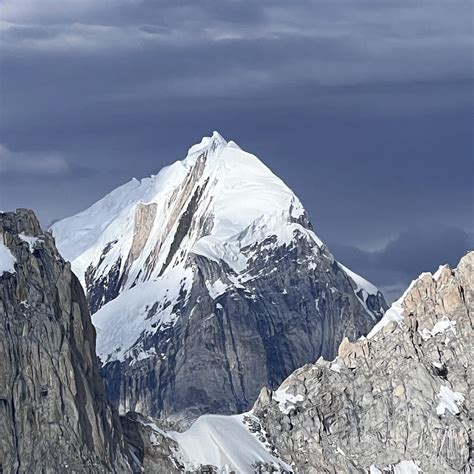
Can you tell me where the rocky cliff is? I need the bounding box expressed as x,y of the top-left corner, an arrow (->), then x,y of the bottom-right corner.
130,251 -> 473,473
250,251 -> 473,473
51,132 -> 387,426
0,209 -> 131,473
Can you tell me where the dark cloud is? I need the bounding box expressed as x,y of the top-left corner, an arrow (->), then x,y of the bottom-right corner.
0,143 -> 95,181
1,1 -> 472,86
379,227 -> 471,275
333,226 -> 473,302
0,0 -> 473,300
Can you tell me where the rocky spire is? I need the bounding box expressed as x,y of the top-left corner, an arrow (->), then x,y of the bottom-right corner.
0,209 -> 132,472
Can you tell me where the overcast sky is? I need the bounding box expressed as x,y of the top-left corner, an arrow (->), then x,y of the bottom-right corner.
1,0 -> 473,302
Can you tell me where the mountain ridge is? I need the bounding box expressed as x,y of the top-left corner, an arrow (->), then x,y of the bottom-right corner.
1,208 -> 470,472
128,250 -> 474,472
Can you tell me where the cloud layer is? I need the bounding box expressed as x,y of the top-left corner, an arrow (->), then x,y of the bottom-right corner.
334,226 -> 473,302
2,1 -> 473,89
1,0 -> 472,301
0,143 -> 70,175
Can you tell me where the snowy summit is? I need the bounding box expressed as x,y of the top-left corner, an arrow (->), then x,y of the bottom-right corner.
52,132 -> 386,423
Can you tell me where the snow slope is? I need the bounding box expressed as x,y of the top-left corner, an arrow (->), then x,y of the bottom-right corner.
52,132 -> 384,364
92,265 -> 193,361
0,243 -> 16,275
169,414 -> 290,472
52,132 -> 307,284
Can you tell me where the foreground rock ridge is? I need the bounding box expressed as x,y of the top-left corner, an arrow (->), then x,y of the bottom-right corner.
248,251 -> 473,473
1,209 -> 471,473
127,251 -> 473,473
0,210 -> 131,473
52,131 -> 387,424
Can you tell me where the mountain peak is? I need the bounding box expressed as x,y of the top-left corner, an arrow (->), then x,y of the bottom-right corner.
51,133 -> 386,423
186,130 -> 228,157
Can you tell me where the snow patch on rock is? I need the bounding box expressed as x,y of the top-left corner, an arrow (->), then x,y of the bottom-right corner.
367,298 -> 405,339
419,317 -> 457,340
330,363 -> 341,373
370,460 -> 421,474
205,279 -> 230,300
367,274 -> 421,338
19,233 -> 42,252
169,413 -> 289,472
338,262 -> 379,296
93,265 -> 193,362
0,243 -> 16,275
436,385 -> 464,416
273,387 -> 304,415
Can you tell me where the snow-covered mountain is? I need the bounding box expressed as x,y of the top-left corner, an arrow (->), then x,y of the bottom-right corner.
52,131 -> 387,424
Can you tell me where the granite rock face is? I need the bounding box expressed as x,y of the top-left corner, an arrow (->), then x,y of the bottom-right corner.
251,251 -> 474,473
0,210 -> 131,473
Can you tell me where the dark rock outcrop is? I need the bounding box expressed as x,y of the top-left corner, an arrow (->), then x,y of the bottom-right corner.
102,233 -> 386,427
120,412 -> 182,473
0,210 -> 132,473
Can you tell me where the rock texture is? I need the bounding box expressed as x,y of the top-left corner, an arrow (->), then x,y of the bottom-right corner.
0,210 -> 131,473
104,234 -> 387,428
250,251 -> 474,473
51,132 -> 386,426
132,252 -> 473,473
120,412 -> 182,473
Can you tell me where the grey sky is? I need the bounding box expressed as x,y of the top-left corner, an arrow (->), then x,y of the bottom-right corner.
1,0 -> 473,301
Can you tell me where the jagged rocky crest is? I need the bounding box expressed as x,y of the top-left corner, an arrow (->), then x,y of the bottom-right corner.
0,210 -> 131,473
51,132 -> 387,425
127,251 -> 474,473
251,251 -> 474,472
